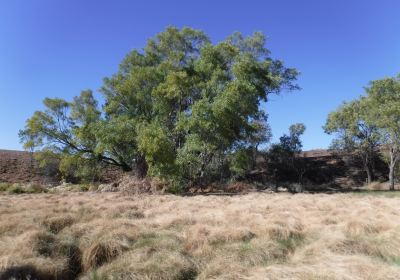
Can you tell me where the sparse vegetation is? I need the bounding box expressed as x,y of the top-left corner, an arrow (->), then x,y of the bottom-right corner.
1,192 -> 400,279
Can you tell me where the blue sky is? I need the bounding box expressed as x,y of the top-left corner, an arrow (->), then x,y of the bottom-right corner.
0,0 -> 399,151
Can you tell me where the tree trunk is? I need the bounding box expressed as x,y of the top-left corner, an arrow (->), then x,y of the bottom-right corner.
388,148 -> 397,191
362,152 -> 374,185
121,163 -> 133,172
252,146 -> 258,170
389,163 -> 395,191
136,156 -> 148,179
365,165 -> 373,185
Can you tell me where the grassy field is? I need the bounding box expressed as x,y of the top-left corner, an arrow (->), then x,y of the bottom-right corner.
1,191 -> 400,279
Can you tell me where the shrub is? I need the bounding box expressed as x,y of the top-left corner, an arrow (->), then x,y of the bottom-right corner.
0,182 -> 11,192
7,184 -> 25,194
6,184 -> 47,194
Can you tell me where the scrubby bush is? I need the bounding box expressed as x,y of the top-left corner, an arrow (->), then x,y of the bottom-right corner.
6,183 -> 47,194
0,182 -> 11,192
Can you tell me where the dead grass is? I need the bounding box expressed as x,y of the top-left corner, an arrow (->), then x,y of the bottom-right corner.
1,192 -> 400,279
82,239 -> 125,271
42,214 -> 76,234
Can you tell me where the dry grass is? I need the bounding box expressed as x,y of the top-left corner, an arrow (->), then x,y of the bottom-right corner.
1,192 -> 400,279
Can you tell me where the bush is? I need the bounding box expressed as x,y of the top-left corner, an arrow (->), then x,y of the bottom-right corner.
0,183 -> 11,192
7,185 -> 25,194
59,155 -> 102,184
6,184 -> 47,194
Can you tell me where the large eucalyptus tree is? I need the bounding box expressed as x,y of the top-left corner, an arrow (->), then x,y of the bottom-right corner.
20,27 -> 298,185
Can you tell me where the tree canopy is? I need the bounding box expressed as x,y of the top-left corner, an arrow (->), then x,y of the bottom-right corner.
20,26 -> 298,188
325,74 -> 400,188
365,76 -> 400,189
324,98 -> 380,184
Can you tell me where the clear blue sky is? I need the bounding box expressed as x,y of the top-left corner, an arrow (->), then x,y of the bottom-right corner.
1,0 -> 399,151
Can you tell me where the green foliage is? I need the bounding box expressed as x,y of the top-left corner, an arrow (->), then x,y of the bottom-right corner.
269,123 -> 306,162
365,76 -> 400,137
229,148 -> 254,178
267,123 -> 306,184
0,183 -> 11,192
59,154 -> 102,183
34,149 -> 61,178
279,123 -> 306,154
324,98 -> 381,183
324,98 -> 380,151
8,185 -> 27,194
137,122 -> 176,177
365,75 -> 400,189
4,184 -> 47,194
20,26 -> 298,189
325,74 -> 400,188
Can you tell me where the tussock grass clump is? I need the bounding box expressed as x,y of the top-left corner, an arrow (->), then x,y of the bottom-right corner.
166,217 -> 196,230
82,240 -> 124,271
42,214 -> 75,234
2,192 -> 400,279
133,231 -> 183,255
230,238 -> 285,266
0,220 -> 20,236
123,210 -> 145,219
332,234 -> 400,263
88,250 -> 198,280
82,232 -> 134,271
183,225 -> 256,253
266,215 -> 305,241
0,230 -> 82,279
344,218 -> 391,237
29,230 -> 57,257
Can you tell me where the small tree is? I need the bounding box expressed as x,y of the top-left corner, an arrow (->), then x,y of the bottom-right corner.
267,123 -> 306,188
324,98 -> 380,184
365,75 -> 400,190
248,118 -> 272,167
